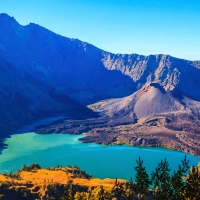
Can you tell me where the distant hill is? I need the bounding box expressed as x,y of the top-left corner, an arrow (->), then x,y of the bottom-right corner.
0,13 -> 200,134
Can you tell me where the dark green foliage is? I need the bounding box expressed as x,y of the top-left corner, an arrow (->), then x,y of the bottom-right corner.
151,158 -> 172,200
43,181 -> 75,200
66,180 -> 75,200
45,183 -> 65,200
7,171 -> 20,180
62,180 -> 75,200
0,182 -> 35,200
134,157 -> 151,199
171,155 -> 189,199
20,164 -> 27,171
98,185 -> 105,200
45,158 -> 199,199
19,163 -> 41,172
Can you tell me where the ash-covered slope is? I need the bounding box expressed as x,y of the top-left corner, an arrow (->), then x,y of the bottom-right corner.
89,83 -> 199,119
134,83 -> 185,118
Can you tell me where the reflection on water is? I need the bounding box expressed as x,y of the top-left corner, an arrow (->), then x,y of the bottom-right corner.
0,132 -> 200,180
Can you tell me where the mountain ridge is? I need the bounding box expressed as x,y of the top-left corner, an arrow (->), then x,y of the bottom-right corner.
1,13 -> 200,143
1,13 -> 200,59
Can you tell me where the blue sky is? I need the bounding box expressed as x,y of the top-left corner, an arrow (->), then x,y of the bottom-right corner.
0,0 -> 200,60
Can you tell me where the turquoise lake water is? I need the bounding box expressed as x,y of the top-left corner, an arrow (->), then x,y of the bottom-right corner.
0,131 -> 200,180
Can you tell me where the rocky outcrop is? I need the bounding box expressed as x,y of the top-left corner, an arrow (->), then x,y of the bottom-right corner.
102,53 -> 200,101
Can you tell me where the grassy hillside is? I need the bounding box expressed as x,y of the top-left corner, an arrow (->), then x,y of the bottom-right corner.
0,159 -> 199,200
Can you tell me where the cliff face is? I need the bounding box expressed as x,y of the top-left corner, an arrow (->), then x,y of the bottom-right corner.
0,13 -> 200,133
102,53 -> 200,101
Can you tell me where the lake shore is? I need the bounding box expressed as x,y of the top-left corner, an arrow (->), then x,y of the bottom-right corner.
34,115 -> 200,157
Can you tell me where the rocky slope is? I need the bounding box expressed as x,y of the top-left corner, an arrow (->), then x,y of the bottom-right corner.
88,83 -> 187,119
102,53 -> 200,101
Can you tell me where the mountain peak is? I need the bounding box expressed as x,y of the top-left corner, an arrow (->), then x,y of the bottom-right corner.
0,13 -> 20,30
0,13 -> 17,22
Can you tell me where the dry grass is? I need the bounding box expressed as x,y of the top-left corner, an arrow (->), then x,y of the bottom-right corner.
0,168 -> 126,195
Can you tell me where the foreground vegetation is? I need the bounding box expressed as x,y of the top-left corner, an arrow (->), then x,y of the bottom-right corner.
0,156 -> 199,199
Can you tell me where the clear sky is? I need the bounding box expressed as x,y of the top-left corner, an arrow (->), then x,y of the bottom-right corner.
0,0 -> 200,60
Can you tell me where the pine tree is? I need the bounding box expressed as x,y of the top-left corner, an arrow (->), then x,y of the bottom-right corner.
134,157 -> 151,199
151,158 -> 172,200
183,164 -> 200,200
171,155 -> 189,200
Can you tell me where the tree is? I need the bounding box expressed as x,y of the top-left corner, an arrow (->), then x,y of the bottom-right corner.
171,155 -> 189,200
111,178 -> 126,200
151,158 -> 172,200
97,185 -> 111,200
125,177 -> 137,200
62,180 -> 75,200
134,157 -> 151,199
183,164 -> 200,200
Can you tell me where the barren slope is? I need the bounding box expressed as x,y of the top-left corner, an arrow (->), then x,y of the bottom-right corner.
88,83 -> 189,119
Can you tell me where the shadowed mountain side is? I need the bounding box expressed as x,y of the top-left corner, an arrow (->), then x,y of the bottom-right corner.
0,13 -> 136,105
0,59 -> 98,135
0,14 -> 135,134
